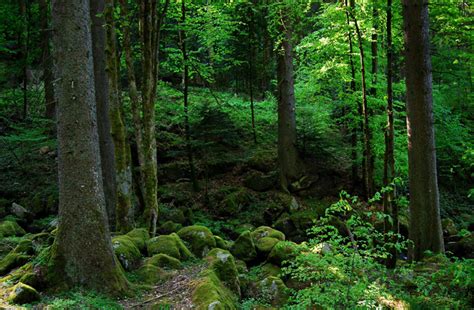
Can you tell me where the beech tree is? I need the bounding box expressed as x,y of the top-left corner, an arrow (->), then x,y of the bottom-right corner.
49,0 -> 128,292
403,0 -> 444,260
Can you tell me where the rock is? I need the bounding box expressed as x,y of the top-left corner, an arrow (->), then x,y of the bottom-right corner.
7,282 -> 40,304
0,239 -> 33,275
268,241 -> 301,266
235,260 -> 248,274
136,263 -> 176,285
161,208 -> 186,225
177,225 -> 216,258
205,248 -> 240,295
0,220 -> 26,237
218,188 -> 254,216
39,145 -> 51,155
111,235 -> 142,271
246,150 -> 276,173
146,254 -> 182,270
243,171 -> 277,192
442,218 -> 458,237
125,228 -> 150,252
214,236 -> 231,250
146,233 -> 194,260
158,221 -> 183,235
273,214 -> 297,239
10,203 -> 31,219
257,276 -> 289,307
192,271 -> 237,310
260,263 -> 281,278
251,226 -> 285,243
255,237 -> 279,255
230,231 -> 257,263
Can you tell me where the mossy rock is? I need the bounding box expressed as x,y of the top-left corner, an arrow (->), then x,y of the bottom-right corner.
214,236 -> 231,250
192,270 -> 238,310
0,220 -> 26,237
7,282 -> 40,304
177,225 -> 216,258
257,276 -> 289,307
146,233 -> 194,260
146,254 -> 182,270
235,260 -> 248,274
19,271 -> 41,288
251,226 -> 285,243
205,248 -> 240,295
234,223 -> 255,236
219,188 -> 254,216
112,235 -> 142,271
0,239 -> 33,275
260,263 -> 281,279
136,263 -> 176,285
161,208 -> 186,225
125,228 -> 150,252
243,171 -> 277,192
158,221 -> 183,235
255,237 -> 279,255
442,218 -> 458,237
267,241 -> 301,266
230,231 -> 256,263
246,149 -> 276,173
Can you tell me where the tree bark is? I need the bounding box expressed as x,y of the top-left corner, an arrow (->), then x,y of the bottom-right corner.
20,0 -> 29,119
90,0 -> 117,230
105,0 -> 133,233
247,5 -> 257,143
277,11 -> 300,191
370,1 -> 378,97
39,0 -> 56,119
403,0 -> 444,260
49,0 -> 128,292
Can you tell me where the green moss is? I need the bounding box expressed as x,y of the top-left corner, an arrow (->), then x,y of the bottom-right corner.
260,263 -> 281,278
255,237 -> 279,255
251,226 -> 285,242
111,235 -> 142,271
0,239 -> 33,275
235,260 -> 247,274
177,225 -> 216,258
146,254 -> 182,270
7,282 -> 40,304
135,263 -> 176,285
230,231 -> 256,262
267,241 -> 301,266
257,276 -> 289,307
0,220 -> 26,238
125,228 -> 150,252
205,248 -> 240,294
192,270 -> 238,310
214,236 -> 231,250
146,233 -> 194,260
158,221 -> 183,235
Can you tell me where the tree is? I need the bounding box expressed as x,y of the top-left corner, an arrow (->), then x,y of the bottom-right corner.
104,0 -> 133,233
90,0 -> 117,229
48,0 -> 128,292
403,0 -> 444,260
39,0 -> 56,119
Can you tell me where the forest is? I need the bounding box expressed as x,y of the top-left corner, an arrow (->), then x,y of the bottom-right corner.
0,0 -> 473,308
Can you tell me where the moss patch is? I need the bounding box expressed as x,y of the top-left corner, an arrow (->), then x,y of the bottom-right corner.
177,225 -> 216,258
125,228 -> 150,252
251,226 -> 285,242
112,235 -> 142,271
192,270 -> 238,310
0,221 -> 26,238
230,231 -> 256,263
146,253 -> 182,270
146,233 -> 194,260
255,237 -> 279,255
205,248 -> 240,295
7,282 -> 40,304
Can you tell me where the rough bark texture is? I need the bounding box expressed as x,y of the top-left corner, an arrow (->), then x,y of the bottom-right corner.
383,0 -> 397,268
403,0 -> 444,260
49,0 -> 128,293
104,0 -> 133,233
277,13 -> 300,191
90,0 -> 117,229
370,2 -> 378,97
39,0 -> 56,119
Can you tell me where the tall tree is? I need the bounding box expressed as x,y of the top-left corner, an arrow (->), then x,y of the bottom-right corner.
403,0 -> 444,260
49,0 -> 128,292
276,8 -> 300,191
39,0 -> 56,119
370,1 -> 378,96
90,0 -> 117,229
104,0 -> 133,233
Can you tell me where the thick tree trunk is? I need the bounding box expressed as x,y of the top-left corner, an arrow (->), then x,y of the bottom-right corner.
277,14 -> 300,191
90,0 -> 117,230
39,0 -> 56,119
383,0 -> 397,268
104,0 -> 133,233
403,0 -> 444,260
49,0 -> 128,293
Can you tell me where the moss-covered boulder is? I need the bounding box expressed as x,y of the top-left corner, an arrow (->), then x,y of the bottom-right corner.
146,254 -> 182,270
205,248 -> 240,295
214,236 -> 231,250
243,171 -> 277,192
146,233 -> 194,260
192,271 -> 238,310
257,276 -> 289,307
0,239 -> 33,275
255,237 -> 279,255
125,228 -> 150,252
158,221 -> 183,235
267,241 -> 301,266
135,263 -> 176,285
235,260 -> 248,274
161,208 -> 186,225
7,282 -> 40,304
230,231 -> 257,263
251,226 -> 285,243
442,218 -> 458,237
177,225 -> 216,258
112,235 -> 142,271
260,263 -> 281,279
0,220 -> 26,237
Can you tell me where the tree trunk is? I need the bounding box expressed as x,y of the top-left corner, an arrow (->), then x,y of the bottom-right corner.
403,0 -> 444,260
90,0 -> 117,230
49,0 -> 128,293
277,12 -> 300,191
180,0 -> 198,191
104,0 -> 133,233
39,0 -> 56,119
20,0 -> 29,119
247,6 -> 257,143
383,0 -> 397,268
370,2 -> 378,96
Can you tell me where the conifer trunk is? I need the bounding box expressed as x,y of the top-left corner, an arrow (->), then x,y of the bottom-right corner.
39,0 -> 56,119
